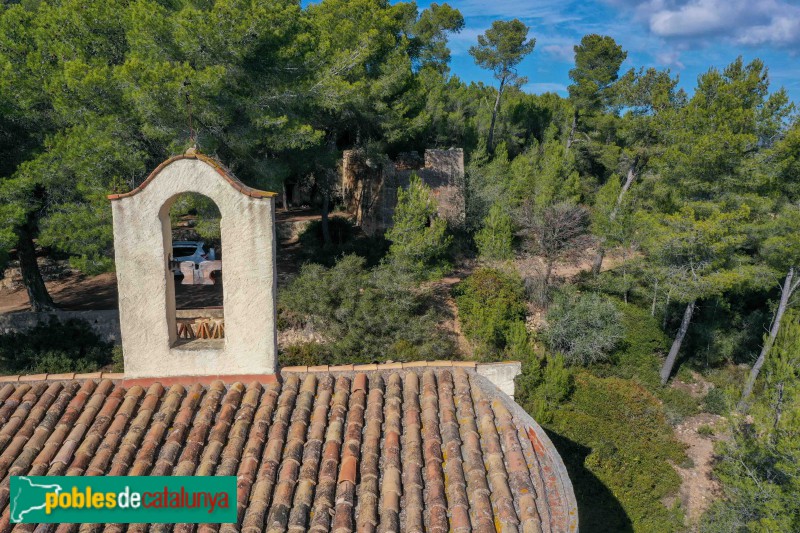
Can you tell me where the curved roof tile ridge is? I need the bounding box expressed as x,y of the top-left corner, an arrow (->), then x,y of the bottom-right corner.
107,148 -> 277,201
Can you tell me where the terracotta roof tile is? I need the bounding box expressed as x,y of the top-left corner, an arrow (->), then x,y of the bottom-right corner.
399,372 -> 422,533
309,376 -> 350,533
355,375 -> 384,533
0,369 -> 577,532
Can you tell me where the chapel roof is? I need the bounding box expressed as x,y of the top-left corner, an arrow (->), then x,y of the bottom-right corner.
0,364 -> 577,532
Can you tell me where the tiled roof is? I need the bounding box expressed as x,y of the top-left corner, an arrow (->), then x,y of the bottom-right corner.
0,366 -> 577,532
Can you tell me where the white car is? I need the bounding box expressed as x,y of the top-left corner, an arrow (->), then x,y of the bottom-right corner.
171,241 -> 216,275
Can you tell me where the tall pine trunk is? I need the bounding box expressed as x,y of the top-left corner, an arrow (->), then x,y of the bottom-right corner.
660,300 -> 695,385
566,113 -> 577,150
739,267 -> 795,408
16,218 -> 55,312
321,193 -> 332,247
592,159 -> 638,275
487,76 -> 505,152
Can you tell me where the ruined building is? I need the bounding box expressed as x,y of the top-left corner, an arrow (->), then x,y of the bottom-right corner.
341,148 -> 465,236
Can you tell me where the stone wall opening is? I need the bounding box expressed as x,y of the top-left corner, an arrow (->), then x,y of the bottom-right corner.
164,192 -> 224,349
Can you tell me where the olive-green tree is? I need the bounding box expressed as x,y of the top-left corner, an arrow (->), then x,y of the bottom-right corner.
469,19 -> 535,151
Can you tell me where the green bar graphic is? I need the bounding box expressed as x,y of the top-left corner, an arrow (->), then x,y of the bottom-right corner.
10,476 -> 237,524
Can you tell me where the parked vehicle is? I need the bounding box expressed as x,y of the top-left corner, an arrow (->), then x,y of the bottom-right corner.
171,241 -> 216,275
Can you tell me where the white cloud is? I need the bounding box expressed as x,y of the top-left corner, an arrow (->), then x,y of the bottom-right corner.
656,50 -> 685,69
637,0 -> 800,46
737,14 -> 800,46
543,44 -> 576,62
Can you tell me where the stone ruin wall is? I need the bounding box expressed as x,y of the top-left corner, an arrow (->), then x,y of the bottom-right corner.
341,148 -> 465,236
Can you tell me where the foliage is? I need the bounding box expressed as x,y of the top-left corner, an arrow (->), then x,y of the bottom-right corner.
298,217 -> 389,268
697,424 -> 715,437
469,19 -> 536,83
475,203 -> 515,260
0,319 -> 114,374
453,267 -> 527,357
547,372 -> 686,531
279,342 -> 332,368
704,388 -> 729,415
515,353 -> 572,424
385,174 -> 452,280
544,290 -> 624,365
111,345 -> 124,373
703,312 -> 800,531
280,255 -> 452,364
568,34 -> 627,117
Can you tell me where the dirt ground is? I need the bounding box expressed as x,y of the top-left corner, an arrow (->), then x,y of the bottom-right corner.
0,271 -> 225,313
669,372 -> 726,528
673,412 -> 725,527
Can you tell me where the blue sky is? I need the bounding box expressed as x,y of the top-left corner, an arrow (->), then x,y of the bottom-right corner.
428,0 -> 800,102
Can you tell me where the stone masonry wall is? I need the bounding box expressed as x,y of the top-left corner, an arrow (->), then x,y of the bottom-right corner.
341,148 -> 465,236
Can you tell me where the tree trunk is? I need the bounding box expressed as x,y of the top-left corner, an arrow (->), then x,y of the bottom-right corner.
487,76 -> 505,152
16,219 -> 55,312
591,248 -> 605,275
591,160 -> 638,275
282,182 -> 289,212
773,381 -> 784,441
739,267 -> 796,408
321,193 -> 332,247
651,279 -> 659,316
566,113 -> 577,150
660,300 -> 695,385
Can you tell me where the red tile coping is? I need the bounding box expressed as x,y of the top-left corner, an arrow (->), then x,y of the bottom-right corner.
280,360 -> 478,373
120,374 -> 279,388
0,361 -> 482,385
107,150 -> 277,201
0,372 -> 123,383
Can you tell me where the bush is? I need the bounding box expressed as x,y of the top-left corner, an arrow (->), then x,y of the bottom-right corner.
454,267 -> 527,356
0,319 -> 114,374
546,372 -> 686,531
516,353 -> 572,424
280,342 -> 332,367
595,302 -> 668,387
475,203 -> 514,260
280,255 -> 453,364
298,217 -> 389,268
544,290 -> 624,366
704,387 -> 729,415
111,345 -> 124,373
385,174 -> 452,279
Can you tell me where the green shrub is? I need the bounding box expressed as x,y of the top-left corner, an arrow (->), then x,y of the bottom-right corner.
111,345 -> 124,373
298,218 -> 389,268
697,424 -> 714,437
596,302 -> 668,387
280,342 -> 332,367
704,387 -> 729,415
546,372 -> 686,531
280,255 -> 453,363
544,290 -> 624,366
475,203 -> 514,260
0,319 -> 114,374
385,174 -> 452,280
454,267 -> 527,356
516,353 -> 572,424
